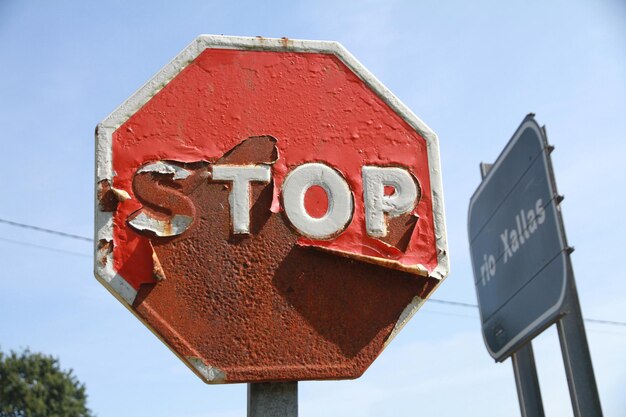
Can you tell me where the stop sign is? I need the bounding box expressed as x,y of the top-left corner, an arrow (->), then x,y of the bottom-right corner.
95,35 -> 448,383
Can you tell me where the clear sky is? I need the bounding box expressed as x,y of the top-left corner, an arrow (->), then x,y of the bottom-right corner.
1,1 -> 625,416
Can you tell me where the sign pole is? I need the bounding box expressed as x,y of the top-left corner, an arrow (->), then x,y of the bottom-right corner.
479,162 -> 545,417
557,275 -> 603,417
248,382 -> 298,417
511,343 -> 545,417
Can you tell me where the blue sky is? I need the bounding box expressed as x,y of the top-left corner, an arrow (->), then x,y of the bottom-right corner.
1,1 -> 625,416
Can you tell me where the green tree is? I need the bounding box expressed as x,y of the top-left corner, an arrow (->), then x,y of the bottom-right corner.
0,349 -> 94,417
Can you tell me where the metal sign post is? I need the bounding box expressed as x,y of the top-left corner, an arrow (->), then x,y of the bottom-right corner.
248,382 -> 298,417
558,274 -> 603,417
469,115 -> 602,417
511,344 -> 545,417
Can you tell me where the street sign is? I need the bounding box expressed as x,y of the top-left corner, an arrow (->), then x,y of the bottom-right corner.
468,115 -> 603,417
468,115 -> 568,361
95,35 -> 448,384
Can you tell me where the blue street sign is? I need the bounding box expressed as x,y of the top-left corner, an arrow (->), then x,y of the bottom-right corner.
468,115 -> 569,361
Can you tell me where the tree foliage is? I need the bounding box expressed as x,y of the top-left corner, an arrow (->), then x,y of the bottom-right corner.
0,349 -> 94,417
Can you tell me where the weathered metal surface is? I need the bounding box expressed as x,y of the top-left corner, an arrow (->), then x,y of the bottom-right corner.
94,35 -> 448,383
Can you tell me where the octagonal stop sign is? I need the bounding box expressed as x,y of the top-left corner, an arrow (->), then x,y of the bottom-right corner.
94,35 -> 449,383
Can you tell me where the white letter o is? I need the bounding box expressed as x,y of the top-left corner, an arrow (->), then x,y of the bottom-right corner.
282,163 -> 353,240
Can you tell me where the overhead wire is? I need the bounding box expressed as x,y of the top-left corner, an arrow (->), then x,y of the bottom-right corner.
0,218 -> 90,242
429,298 -> 479,309
0,237 -> 91,258
427,298 -> 626,328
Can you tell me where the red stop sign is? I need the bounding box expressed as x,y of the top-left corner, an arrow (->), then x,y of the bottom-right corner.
95,35 -> 448,383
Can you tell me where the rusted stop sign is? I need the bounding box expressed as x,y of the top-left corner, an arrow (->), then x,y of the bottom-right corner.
95,35 -> 448,383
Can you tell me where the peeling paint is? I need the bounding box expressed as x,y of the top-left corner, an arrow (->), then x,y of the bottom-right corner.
95,212 -> 113,242
149,242 -> 167,281
187,357 -> 226,383
111,187 -> 131,202
137,161 -> 192,180
93,238 -> 137,305
127,212 -> 193,237
298,240 -> 431,277
95,124 -> 114,181
384,295 -> 426,348
97,179 -> 131,212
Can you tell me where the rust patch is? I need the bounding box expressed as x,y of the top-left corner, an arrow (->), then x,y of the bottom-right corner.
379,215 -> 419,252
127,161 -> 208,239
97,239 -> 113,266
130,137 -> 439,383
97,239 -> 113,251
98,180 -> 120,212
97,180 -> 131,212
376,169 -> 422,252
218,135 -> 278,165
150,241 -> 167,281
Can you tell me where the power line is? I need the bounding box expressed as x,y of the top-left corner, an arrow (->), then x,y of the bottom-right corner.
429,298 -> 626,328
430,298 -> 478,309
0,218 -> 91,242
0,237 -> 90,258
1,217 -> 625,329
420,309 -> 477,320
584,318 -> 626,327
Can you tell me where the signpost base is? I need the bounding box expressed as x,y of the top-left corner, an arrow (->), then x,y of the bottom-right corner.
248,382 -> 298,417
511,343 -> 545,417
